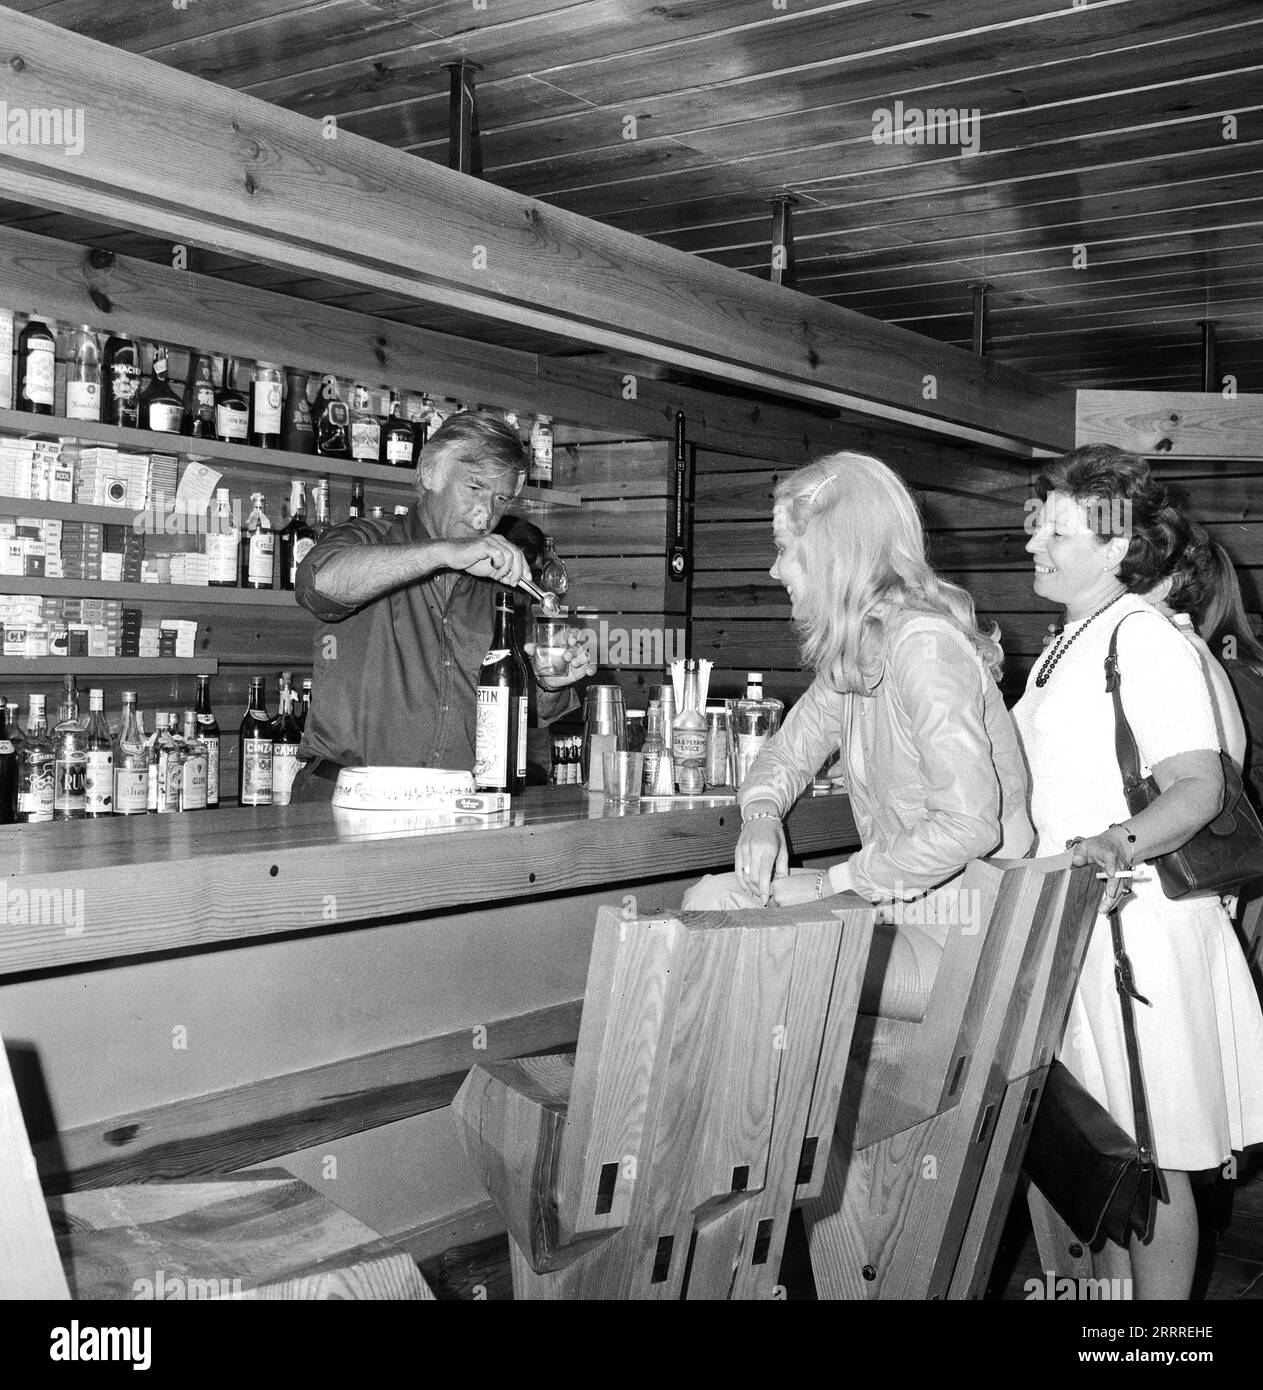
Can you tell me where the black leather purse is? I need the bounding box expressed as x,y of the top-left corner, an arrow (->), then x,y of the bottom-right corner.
1107,614 -> 1263,899
1022,910 -> 1166,1247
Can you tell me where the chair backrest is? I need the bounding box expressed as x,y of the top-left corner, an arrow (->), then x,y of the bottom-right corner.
0,1041 -> 70,1298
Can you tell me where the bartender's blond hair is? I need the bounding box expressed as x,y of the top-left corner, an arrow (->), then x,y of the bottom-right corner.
774,453 -> 1003,693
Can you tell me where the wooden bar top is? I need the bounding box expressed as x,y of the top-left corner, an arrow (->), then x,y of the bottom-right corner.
0,788 -> 859,978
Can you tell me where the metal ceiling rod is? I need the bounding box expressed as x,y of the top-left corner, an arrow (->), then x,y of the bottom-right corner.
768,195 -> 798,289
444,60 -> 482,176
971,283 -> 991,356
1199,319 -> 1218,392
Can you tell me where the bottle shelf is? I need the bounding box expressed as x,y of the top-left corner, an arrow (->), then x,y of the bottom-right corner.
0,409 -> 580,506
0,576 -> 305,607
0,657 -> 219,675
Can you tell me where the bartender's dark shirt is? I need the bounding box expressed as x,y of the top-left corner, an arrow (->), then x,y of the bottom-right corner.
295,508 -> 499,769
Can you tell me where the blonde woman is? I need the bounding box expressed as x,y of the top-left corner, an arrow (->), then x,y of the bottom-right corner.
683,454 -> 1032,1003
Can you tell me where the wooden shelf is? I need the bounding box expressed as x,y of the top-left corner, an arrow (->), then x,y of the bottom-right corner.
0,657 -> 218,675
0,409 -> 580,506
0,577 -> 305,607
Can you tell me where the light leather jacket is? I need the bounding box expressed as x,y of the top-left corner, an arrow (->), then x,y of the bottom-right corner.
740,612 -> 1033,901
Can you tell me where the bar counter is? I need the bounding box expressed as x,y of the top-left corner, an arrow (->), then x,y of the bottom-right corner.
0,786 -> 860,1256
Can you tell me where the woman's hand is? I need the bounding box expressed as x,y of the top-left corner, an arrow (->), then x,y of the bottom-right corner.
735,817 -> 788,906
1066,827 -> 1135,911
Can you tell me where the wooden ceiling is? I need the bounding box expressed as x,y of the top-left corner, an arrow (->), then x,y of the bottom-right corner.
3,0 -> 1260,392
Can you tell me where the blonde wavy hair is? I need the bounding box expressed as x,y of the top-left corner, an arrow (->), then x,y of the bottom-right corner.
774,452 -> 1004,693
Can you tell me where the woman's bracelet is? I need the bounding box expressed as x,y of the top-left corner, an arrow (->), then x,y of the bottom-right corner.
1108,821 -> 1138,864
815,869 -> 828,900
742,810 -> 782,826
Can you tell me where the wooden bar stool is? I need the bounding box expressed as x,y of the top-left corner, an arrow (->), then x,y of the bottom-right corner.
0,1040 -> 434,1301
452,899 -> 876,1299
803,854 -> 1101,1299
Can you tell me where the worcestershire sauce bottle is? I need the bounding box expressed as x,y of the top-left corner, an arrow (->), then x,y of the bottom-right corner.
473,591 -> 528,796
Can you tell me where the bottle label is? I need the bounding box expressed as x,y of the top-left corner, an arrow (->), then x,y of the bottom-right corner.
113,766 -> 149,815
253,381 -> 283,434
0,740 -> 12,755
85,750 -> 114,813
216,402 -> 249,440
109,361 -> 139,403
241,737 -> 273,802
206,531 -> 239,583
181,754 -> 208,811
293,536 -> 315,570
66,380 -> 101,420
385,436 -> 413,465
23,340 -> 55,405
350,420 -> 380,461
19,759 -> 54,819
53,754 -> 87,813
204,735 -> 220,806
272,746 -> 300,806
673,728 -> 707,760
155,751 -> 179,813
147,759 -> 159,811
147,400 -> 182,433
248,532 -> 274,585
194,383 -> 216,414
473,686 -> 510,788
517,694 -> 528,782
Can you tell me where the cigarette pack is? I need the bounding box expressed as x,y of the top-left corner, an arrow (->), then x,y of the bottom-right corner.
450,792 -> 513,815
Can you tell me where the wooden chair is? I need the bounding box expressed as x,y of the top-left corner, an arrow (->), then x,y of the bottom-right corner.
803,854 -> 1102,1299
0,1039 -> 434,1300
451,899 -> 876,1299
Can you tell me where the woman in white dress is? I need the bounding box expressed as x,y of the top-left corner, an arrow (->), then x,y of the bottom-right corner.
1016,444 -> 1263,1299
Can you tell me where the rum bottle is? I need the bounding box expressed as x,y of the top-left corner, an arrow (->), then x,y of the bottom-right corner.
52,677 -> 87,820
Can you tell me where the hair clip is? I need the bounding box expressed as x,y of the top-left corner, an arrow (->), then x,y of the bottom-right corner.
804,472 -> 838,505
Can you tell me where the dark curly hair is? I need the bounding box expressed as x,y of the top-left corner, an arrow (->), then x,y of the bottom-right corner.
1034,443 -> 1189,593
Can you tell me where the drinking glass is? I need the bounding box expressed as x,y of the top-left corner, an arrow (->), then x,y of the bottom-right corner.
531,615 -> 570,678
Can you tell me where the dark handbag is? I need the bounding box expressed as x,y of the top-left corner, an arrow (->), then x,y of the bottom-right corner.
1022,911 -> 1166,1247
1107,613 -> 1263,899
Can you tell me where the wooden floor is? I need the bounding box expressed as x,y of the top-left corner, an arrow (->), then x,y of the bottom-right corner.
419,1153 -> 1263,1301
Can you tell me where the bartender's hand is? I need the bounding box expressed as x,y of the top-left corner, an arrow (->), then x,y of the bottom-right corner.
735,814 -> 788,906
528,628 -> 597,690
443,535 -> 529,589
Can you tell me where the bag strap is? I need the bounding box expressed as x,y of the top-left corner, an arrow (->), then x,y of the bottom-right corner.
1109,907 -> 1161,1177
1104,612 -> 1149,796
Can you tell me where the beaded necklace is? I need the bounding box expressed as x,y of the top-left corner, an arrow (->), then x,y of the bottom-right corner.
1033,591 -> 1126,688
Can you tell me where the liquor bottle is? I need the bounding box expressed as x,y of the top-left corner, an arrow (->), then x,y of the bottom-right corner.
529,414 -> 554,489
277,480 -> 314,591
404,393 -> 431,462
214,357 -> 250,444
239,676 -> 273,807
313,375 -> 351,458
112,691 -> 150,817
84,688 -> 114,818
139,344 -> 182,433
153,713 -> 182,814
52,677 -> 87,821
65,325 -> 103,422
4,700 -> 26,763
348,382 -> 381,464
640,700 -> 666,797
17,317 -> 56,414
731,672 -> 785,786
349,479 -> 365,519
102,333 -> 142,428
370,506 -> 385,520
310,479 -> 331,543
16,694 -> 54,824
281,368 -> 315,454
473,591 -> 529,796
299,677 -> 313,733
250,361 -> 283,448
271,683 -> 303,807
195,675 -> 220,809
0,701 -> 17,824
179,712 -> 209,812
381,391 -> 414,468
206,487 -> 240,587
540,534 -> 569,600
671,659 -> 707,795
145,711 -> 167,813
181,353 -> 218,438
241,492 -> 275,590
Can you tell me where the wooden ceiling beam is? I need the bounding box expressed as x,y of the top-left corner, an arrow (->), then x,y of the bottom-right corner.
0,9 -> 1071,454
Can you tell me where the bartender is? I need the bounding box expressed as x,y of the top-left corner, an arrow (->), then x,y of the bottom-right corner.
290,411 -> 592,801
